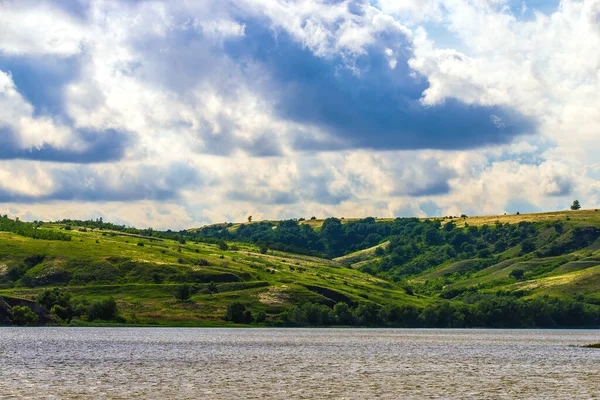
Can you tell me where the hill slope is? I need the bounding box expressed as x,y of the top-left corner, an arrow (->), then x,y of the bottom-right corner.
2,210 -> 600,327
0,221 -> 421,326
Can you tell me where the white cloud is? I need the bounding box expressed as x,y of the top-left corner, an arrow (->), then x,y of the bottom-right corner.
1,0 -> 600,229
0,1 -> 88,56
0,69 -> 77,149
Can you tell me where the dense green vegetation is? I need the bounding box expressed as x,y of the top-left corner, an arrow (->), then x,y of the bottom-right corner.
282,297 -> 600,328
0,215 -> 71,241
1,210 -> 600,328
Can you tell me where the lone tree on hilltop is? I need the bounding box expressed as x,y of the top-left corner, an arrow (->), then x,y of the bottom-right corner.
571,200 -> 581,211
248,215 -> 252,223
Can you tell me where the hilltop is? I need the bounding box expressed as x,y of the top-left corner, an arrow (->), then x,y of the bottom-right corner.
1,209 -> 600,327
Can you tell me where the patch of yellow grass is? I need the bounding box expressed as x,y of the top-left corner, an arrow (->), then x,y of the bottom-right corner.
258,285 -> 290,306
514,266 -> 600,291
450,209 -> 600,228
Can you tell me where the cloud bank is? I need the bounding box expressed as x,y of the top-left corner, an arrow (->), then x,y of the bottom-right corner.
0,0 -> 598,229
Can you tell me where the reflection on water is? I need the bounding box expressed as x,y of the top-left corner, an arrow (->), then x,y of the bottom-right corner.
0,328 -> 599,399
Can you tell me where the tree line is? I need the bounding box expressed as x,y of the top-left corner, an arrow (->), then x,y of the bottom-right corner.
277,296 -> 600,328
0,216 -> 71,241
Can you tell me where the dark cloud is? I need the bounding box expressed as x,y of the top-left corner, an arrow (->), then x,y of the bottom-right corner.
0,126 -> 131,163
225,19 -> 537,152
226,189 -> 299,205
196,118 -> 283,157
544,175 -> 573,197
0,54 -> 82,118
301,174 -> 353,205
419,200 -> 443,217
407,181 -> 452,197
389,159 -> 457,197
504,199 -> 541,214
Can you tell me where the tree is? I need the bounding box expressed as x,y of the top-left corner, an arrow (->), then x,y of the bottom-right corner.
225,302 -> 248,323
36,288 -> 71,310
520,239 -> 535,254
255,310 -> 267,323
175,284 -> 191,302
509,269 -> 525,280
259,243 -> 268,254
571,200 -> 581,210
248,215 -> 252,223
333,302 -> 354,325
87,298 -> 119,321
10,305 -> 38,326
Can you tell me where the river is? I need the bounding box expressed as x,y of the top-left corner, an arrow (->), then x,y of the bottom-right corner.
1,328 -> 599,399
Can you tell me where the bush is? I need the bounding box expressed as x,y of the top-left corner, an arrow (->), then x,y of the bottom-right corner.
36,288 -> 72,310
87,298 -> 119,321
11,305 -> 38,326
51,304 -> 70,321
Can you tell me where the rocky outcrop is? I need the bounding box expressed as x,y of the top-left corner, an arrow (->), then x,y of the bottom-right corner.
0,296 -> 53,325
0,297 -> 12,325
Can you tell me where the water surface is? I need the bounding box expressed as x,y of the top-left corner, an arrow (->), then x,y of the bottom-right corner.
1,328 -> 599,399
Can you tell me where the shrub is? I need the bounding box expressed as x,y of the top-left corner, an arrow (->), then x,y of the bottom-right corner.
87,298 -> 119,321
11,305 -> 38,326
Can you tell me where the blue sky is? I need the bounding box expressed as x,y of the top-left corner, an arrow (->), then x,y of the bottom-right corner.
0,0 -> 599,229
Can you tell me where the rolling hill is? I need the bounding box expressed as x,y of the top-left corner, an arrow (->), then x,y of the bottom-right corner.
1,210 -> 600,327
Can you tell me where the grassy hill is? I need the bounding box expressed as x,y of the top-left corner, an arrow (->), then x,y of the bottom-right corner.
2,210 -> 600,327
0,222 -> 422,326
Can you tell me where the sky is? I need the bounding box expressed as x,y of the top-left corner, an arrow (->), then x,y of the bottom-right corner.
0,0 -> 599,229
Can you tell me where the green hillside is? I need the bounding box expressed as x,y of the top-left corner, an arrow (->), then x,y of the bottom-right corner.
0,218 -> 422,326
2,210 -> 600,327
